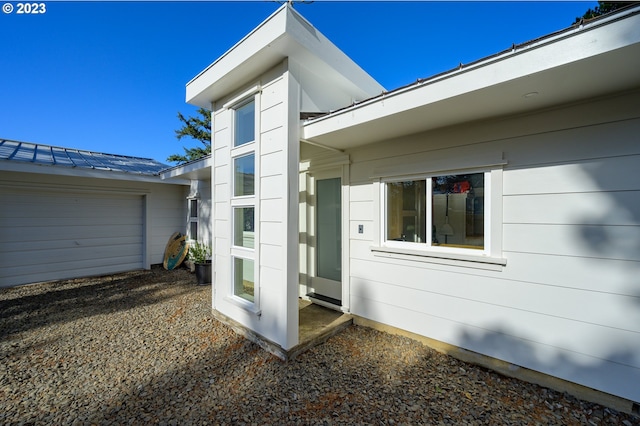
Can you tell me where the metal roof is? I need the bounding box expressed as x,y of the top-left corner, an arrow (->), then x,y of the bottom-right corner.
305,4 -> 640,123
301,4 -> 640,150
0,139 -> 169,176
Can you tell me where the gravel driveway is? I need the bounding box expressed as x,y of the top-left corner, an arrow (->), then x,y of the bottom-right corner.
1,266 -> 638,425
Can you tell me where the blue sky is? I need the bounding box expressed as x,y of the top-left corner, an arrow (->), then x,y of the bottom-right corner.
1,1 -> 596,165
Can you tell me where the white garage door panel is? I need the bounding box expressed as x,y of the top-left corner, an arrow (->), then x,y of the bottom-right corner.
3,224 -> 143,243
4,240 -> 143,266
2,255 -> 143,285
9,236 -> 142,253
0,188 -> 144,287
11,212 -> 138,226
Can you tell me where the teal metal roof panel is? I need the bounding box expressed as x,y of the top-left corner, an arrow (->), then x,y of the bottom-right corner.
0,139 -> 168,176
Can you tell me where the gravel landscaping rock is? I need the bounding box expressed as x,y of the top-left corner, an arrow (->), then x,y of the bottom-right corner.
1,266 -> 638,425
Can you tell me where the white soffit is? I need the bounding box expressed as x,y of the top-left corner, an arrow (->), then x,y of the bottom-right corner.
186,4 -> 384,108
302,8 -> 640,150
160,155 -> 213,181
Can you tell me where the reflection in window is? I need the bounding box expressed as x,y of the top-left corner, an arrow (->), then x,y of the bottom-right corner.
234,207 -> 255,248
385,173 -> 485,250
234,100 -> 255,147
234,257 -> 254,302
234,154 -> 255,196
386,180 -> 426,243
432,173 -> 484,249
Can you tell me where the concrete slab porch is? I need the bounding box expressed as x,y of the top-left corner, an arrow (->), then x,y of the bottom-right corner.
210,300 -> 352,361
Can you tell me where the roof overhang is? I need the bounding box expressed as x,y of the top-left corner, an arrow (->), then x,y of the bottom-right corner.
160,155 -> 213,181
186,4 -> 384,109
0,159 -> 186,184
302,7 -> 640,150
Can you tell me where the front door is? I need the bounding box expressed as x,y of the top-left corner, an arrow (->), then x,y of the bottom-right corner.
311,176 -> 342,305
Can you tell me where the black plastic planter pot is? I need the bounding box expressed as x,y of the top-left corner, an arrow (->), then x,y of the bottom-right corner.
194,261 -> 212,285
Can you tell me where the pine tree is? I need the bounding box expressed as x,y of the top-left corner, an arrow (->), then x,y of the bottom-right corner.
167,107 -> 211,164
574,2 -> 637,23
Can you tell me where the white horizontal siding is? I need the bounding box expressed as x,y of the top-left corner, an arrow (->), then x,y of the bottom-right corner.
261,243 -> 284,271
261,127 -> 285,155
350,199 -> 374,221
145,184 -> 188,265
261,150 -> 284,177
503,192 -> 640,226
260,174 -> 284,199
502,252 -> 637,295
260,102 -> 284,134
350,256 -> 640,337
349,289 -> 640,402
346,92 -> 640,401
503,223 -> 640,261
260,221 -> 283,246
260,198 -> 284,222
504,155 -> 640,195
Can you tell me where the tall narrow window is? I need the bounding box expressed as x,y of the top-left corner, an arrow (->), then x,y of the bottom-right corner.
233,207 -> 255,248
230,96 -> 258,308
234,153 -> 255,197
233,257 -> 255,303
234,100 -> 255,147
188,198 -> 198,241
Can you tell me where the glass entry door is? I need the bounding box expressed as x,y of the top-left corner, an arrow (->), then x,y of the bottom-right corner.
312,177 -> 342,304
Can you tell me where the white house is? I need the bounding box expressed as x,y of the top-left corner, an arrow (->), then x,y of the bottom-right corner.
176,3 -> 640,413
2,2 -> 638,414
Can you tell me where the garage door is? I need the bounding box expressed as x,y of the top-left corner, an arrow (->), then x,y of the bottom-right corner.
0,188 -> 144,287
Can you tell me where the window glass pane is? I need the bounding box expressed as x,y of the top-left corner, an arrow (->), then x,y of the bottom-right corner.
317,178 -> 341,281
234,154 -> 255,196
432,173 -> 484,249
386,180 -> 426,243
190,222 -> 198,241
234,207 -> 255,248
190,199 -> 198,218
234,257 -> 254,303
234,101 -> 255,147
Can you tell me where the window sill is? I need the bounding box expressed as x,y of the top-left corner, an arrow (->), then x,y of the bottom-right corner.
224,296 -> 261,316
370,245 -> 506,271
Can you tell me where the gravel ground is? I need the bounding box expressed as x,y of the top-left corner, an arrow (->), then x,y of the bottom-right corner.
1,266 -> 638,426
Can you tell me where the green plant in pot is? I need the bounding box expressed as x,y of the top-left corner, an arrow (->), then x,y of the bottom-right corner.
189,241 -> 212,285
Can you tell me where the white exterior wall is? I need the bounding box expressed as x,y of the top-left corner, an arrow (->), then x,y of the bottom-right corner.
346,90 -> 640,402
150,183 -> 190,262
199,179 -> 212,247
186,178 -> 213,247
0,172 -> 187,287
211,61 -> 299,349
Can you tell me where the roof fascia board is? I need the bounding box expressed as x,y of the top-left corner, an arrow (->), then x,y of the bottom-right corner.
186,4 -> 287,88
0,161 -> 185,185
186,5 -> 289,106
302,8 -> 640,143
186,5 -> 383,108
160,156 -> 213,180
